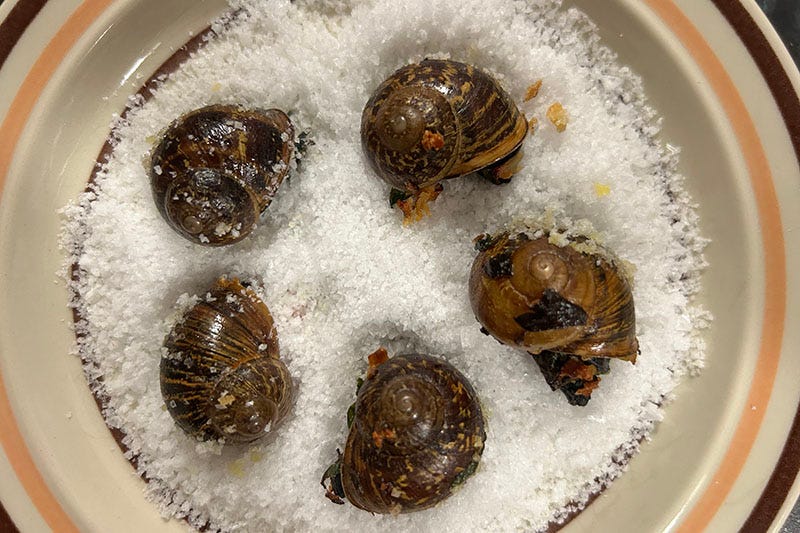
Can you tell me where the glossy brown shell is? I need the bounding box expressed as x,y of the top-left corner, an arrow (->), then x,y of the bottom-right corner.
150,104 -> 294,246
469,232 -> 638,361
361,59 -> 528,190
341,353 -> 486,514
160,277 -> 293,443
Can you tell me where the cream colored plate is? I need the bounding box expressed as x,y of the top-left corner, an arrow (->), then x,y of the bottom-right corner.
0,0 -> 798,531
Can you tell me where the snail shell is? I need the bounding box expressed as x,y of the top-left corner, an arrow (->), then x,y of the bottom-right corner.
160,277 -> 293,443
469,231 -> 638,405
470,232 -> 638,359
339,352 -> 486,514
150,104 -> 294,246
361,59 -> 528,191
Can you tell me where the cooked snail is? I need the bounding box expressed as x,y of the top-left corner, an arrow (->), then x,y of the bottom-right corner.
322,348 -> 486,514
361,59 -> 528,220
150,104 -> 294,246
160,277 -> 294,443
469,231 -> 638,405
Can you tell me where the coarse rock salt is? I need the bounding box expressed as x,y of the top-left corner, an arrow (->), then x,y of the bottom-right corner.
60,0 -> 709,531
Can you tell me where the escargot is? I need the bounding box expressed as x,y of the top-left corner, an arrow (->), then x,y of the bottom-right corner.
160,277 -> 294,443
469,231 -> 638,405
150,104 -> 294,246
361,59 -> 528,219
322,348 -> 486,514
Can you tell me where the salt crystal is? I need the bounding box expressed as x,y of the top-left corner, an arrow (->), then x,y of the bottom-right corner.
215,222 -> 233,236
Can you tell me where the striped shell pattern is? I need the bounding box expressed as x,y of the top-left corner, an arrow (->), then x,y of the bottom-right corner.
160,277 -> 294,443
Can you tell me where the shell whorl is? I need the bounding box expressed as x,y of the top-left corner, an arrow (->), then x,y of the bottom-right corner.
162,168 -> 260,244
352,364 -> 445,455
160,277 -> 293,443
361,59 -> 527,191
206,355 -> 292,442
341,353 -> 485,514
362,80 -> 458,190
150,104 -> 294,246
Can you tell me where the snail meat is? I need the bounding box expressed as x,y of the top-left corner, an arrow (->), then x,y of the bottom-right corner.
361,59 -> 528,221
469,230 -> 638,405
322,348 -> 486,514
531,351 -> 611,407
150,104 -> 295,246
160,277 -> 294,443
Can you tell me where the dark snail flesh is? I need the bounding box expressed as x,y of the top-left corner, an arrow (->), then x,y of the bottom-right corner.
361,59 -> 528,221
469,231 -> 638,406
160,277 -> 294,443
150,104 -> 294,246
322,348 -> 486,514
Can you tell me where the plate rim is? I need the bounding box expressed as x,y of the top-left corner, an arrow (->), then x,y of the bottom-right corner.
705,1 -> 800,530
0,0 -> 797,531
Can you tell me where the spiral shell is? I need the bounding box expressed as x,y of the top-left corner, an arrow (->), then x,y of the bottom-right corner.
160,277 -> 293,443
361,59 -> 528,192
469,231 -> 638,405
332,351 -> 485,514
150,104 -> 294,246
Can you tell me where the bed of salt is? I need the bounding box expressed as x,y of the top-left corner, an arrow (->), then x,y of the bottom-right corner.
60,0 -> 708,531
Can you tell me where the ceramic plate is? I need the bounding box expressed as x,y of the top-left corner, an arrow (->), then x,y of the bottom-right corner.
1,0 -> 799,531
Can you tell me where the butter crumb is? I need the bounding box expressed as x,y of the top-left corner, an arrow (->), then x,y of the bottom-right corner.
228,458 -> 247,477
524,79 -> 543,101
421,130 -> 445,151
528,117 -> 538,135
250,450 -> 264,463
217,393 -> 236,408
547,102 -> 568,132
594,182 -> 611,197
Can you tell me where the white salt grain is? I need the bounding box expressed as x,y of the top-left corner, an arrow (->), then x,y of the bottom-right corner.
60,0 -> 708,532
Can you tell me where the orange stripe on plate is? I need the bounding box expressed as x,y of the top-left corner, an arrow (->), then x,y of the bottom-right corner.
640,1 -> 787,531
0,0 -> 113,531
